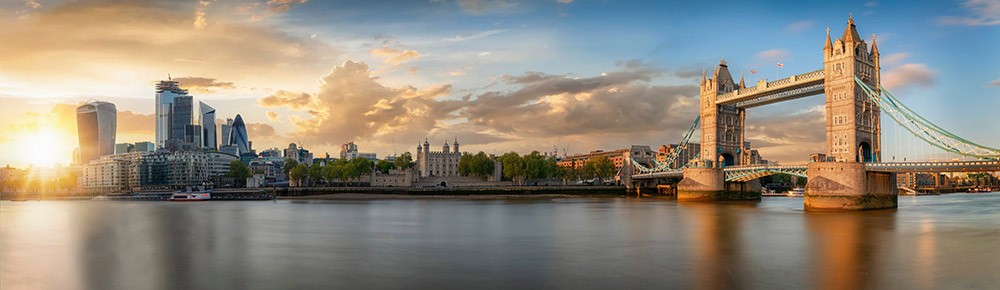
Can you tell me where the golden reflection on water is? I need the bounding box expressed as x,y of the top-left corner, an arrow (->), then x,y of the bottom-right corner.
804,210 -> 896,290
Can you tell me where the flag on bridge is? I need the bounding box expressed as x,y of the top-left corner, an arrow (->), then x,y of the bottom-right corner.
776,63 -> 784,68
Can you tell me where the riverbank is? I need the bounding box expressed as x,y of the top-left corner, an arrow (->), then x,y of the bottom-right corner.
275,186 -> 625,200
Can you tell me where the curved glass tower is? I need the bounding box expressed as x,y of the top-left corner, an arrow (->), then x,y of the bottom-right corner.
77,101 -> 117,163
230,114 -> 250,154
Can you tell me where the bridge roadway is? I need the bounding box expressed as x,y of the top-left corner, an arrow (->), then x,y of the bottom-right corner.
631,160 -> 1000,181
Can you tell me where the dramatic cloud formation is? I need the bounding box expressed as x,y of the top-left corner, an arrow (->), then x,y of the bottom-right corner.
938,0 -> 1000,26
261,60 -> 701,156
369,47 -> 422,65
247,122 -> 278,140
882,64 -> 936,91
266,111 -> 280,121
170,77 -> 236,93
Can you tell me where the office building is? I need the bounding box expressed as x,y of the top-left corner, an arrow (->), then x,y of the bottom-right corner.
284,143 -> 314,165
77,101 -> 117,164
228,114 -> 250,155
155,78 -> 188,150
340,141 -> 377,161
115,143 -> 135,154
134,142 -> 155,152
200,102 -> 216,149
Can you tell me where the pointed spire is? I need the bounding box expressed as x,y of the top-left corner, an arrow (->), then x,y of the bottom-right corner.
842,13 -> 860,42
720,57 -> 727,67
700,69 -> 706,86
870,33 -> 879,55
824,27 -> 833,51
738,71 -> 745,88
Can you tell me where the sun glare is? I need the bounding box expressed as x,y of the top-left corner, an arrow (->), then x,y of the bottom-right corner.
20,128 -> 64,167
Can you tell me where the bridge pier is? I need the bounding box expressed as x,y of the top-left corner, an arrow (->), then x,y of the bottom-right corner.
804,162 -> 897,211
678,165 -> 761,201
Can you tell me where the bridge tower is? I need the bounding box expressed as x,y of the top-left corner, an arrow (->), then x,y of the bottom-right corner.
823,14 -> 881,163
806,15 -> 896,211
699,60 -> 746,168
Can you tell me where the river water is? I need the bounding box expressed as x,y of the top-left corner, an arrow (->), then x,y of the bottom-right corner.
2,193 -> 999,290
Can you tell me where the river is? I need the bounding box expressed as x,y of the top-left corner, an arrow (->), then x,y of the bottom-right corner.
2,193 -> 999,290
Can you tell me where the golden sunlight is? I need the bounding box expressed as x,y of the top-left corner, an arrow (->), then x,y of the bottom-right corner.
18,128 -> 69,167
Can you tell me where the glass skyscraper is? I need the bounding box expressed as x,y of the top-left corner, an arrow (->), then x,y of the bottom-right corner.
200,102 -> 217,149
155,78 -> 189,150
229,114 -> 250,155
77,101 -> 117,164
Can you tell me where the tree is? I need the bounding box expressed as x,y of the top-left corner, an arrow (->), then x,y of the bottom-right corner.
308,163 -> 325,185
227,160 -> 252,180
376,159 -> 396,174
468,151 -> 494,179
283,159 -> 299,176
591,156 -> 616,184
500,152 -> 524,185
395,152 -> 415,169
289,164 -> 307,186
323,162 -> 341,184
458,152 -> 473,176
523,151 -> 550,180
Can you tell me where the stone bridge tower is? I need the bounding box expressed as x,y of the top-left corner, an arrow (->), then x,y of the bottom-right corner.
699,59 -> 746,167
823,15 -> 881,163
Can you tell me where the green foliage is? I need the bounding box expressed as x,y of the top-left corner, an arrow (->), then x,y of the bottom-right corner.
500,152 -> 524,182
376,159 -> 396,174
308,163 -> 325,183
469,151 -> 494,178
283,159 -> 299,175
395,152 -> 415,169
227,160 -> 252,180
289,164 -> 308,184
582,156 -> 615,182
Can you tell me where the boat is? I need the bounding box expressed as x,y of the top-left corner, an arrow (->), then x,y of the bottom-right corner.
168,187 -> 212,202
787,187 -> 805,197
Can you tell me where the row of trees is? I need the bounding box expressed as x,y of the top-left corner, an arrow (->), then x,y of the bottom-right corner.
498,151 -> 616,185
285,158 -> 375,186
458,152 -> 496,178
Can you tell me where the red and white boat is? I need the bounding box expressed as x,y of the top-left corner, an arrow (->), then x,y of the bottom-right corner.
168,188 -> 212,202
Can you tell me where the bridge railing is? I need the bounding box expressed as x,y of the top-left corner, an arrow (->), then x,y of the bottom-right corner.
716,69 -> 824,104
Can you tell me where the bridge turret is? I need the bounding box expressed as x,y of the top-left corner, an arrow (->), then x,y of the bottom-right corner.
824,27 -> 833,56
823,14 -> 881,163
713,58 -> 737,94
738,71 -> 746,89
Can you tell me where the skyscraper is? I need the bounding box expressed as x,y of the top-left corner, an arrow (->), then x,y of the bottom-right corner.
155,78 -> 189,150
220,118 -> 233,147
230,114 -> 250,155
200,102 -> 217,149
170,95 -> 202,150
77,101 -> 117,164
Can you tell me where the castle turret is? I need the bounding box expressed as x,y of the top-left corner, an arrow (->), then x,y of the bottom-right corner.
453,138 -> 460,154
443,141 -> 450,153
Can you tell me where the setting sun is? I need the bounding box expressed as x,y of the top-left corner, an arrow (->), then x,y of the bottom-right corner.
17,128 -> 71,167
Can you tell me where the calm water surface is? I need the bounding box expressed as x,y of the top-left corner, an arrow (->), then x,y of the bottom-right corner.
2,193 -> 999,290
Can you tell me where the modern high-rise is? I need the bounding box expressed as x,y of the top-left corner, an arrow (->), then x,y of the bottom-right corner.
155,78 -> 189,150
169,96 -> 202,150
229,114 -> 250,155
77,101 -> 117,164
220,118 -> 233,147
200,102 -> 217,149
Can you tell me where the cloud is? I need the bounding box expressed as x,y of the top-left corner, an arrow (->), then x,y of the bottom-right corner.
880,53 -> 910,66
247,122 -> 278,139
266,111 -> 280,121
454,0 -> 517,15
368,47 -> 422,65
882,64 -> 936,90
755,49 -> 789,62
785,20 -> 815,33
259,90 -> 313,109
444,29 -> 510,42
170,77 -> 236,93
117,110 -> 155,135
557,0 -> 574,3
988,78 -> 1000,87
938,0 -> 1000,26
0,0 -> 340,88
194,0 -> 210,29
258,59 -> 701,156
865,1 -> 878,7
745,107 -> 826,163
478,51 -> 492,56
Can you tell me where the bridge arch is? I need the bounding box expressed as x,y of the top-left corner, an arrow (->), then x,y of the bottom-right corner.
720,153 -> 736,167
858,142 -> 873,163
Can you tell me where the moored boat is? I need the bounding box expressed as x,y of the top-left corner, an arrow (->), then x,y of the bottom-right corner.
168,187 -> 212,202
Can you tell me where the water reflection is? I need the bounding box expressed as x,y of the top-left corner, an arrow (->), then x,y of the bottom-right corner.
2,194 -> 999,290
805,210 -> 896,290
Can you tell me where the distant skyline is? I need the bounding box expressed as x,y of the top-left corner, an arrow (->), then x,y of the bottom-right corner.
1,0 -> 998,167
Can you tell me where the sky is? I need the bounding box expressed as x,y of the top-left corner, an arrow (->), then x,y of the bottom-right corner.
1,0 -> 998,168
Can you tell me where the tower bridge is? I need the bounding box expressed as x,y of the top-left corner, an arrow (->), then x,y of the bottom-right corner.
625,15 -> 1000,211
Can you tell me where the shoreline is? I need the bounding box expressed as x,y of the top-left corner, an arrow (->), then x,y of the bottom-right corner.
279,193 -> 624,200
